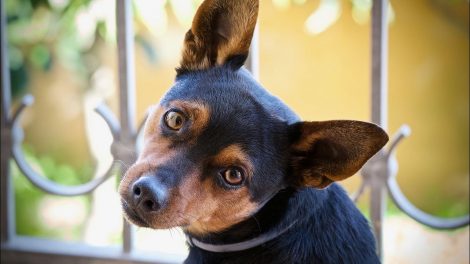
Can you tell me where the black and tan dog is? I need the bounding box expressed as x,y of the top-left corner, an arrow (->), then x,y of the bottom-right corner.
119,0 -> 388,263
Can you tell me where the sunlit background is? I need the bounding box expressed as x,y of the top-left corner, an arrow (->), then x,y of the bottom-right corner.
4,0 -> 469,263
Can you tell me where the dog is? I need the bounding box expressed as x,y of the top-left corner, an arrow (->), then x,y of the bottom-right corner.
119,0 -> 388,263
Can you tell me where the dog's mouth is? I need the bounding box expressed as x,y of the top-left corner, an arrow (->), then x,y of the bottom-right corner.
121,199 -> 150,227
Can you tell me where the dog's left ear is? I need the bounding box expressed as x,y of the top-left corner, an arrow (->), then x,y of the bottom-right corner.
288,120 -> 388,189
179,0 -> 259,72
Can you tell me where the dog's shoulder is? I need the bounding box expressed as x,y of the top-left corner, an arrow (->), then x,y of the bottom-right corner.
278,185 -> 380,263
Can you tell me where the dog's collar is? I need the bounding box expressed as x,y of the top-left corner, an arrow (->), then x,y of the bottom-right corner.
186,220 -> 297,253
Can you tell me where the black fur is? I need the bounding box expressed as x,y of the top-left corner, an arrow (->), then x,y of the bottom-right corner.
120,1 -> 386,262
185,185 -> 379,264
161,66 -> 380,263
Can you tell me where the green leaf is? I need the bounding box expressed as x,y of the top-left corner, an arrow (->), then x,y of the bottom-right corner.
29,44 -> 52,70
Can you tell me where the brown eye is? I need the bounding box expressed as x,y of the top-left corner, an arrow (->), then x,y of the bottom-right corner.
222,167 -> 245,186
164,110 -> 185,130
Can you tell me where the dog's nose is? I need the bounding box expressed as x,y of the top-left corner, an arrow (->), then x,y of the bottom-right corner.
131,176 -> 167,212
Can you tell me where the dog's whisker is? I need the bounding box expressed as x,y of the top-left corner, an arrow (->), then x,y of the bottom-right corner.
251,215 -> 261,233
113,159 -> 131,170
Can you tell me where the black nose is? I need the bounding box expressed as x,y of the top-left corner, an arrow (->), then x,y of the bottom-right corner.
131,176 -> 167,212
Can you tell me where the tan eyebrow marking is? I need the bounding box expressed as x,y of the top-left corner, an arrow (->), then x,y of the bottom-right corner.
169,100 -> 210,139
211,144 -> 254,179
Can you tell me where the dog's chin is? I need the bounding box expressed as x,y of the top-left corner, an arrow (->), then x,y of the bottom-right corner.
123,211 -> 149,228
126,215 -> 187,230
146,213 -> 191,229
121,201 -> 189,229
121,201 -> 150,228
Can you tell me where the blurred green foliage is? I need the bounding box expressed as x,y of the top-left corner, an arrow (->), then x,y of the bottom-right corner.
5,0 -> 203,99
357,194 -> 469,221
12,144 -> 93,239
6,0 -> 111,98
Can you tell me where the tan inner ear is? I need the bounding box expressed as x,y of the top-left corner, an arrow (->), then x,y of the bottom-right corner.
290,121 -> 389,189
179,0 -> 259,71
214,2 -> 258,66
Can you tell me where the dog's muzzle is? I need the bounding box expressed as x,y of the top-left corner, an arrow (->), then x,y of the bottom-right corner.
132,175 -> 168,212
124,175 -> 168,217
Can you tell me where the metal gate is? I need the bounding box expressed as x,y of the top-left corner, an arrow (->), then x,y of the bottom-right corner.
1,0 -> 468,263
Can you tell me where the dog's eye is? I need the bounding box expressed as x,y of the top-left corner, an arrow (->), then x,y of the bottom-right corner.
221,167 -> 245,186
164,110 -> 185,130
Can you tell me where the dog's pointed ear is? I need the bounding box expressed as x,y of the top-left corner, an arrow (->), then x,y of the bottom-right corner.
288,120 -> 388,189
178,0 -> 259,72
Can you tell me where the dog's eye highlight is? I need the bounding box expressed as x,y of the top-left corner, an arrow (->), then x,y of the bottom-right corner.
164,110 -> 185,130
221,167 -> 245,186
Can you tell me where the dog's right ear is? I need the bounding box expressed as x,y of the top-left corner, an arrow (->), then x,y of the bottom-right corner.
288,120 -> 388,189
178,0 -> 259,73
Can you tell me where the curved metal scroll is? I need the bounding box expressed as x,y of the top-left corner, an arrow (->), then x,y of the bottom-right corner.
10,94 -> 119,196
355,125 -> 469,229
385,127 -> 469,229
387,178 -> 469,229
350,180 -> 367,203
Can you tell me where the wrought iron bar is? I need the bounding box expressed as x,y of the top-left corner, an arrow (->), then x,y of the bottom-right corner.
0,0 -> 141,258
357,0 -> 470,260
1,0 -> 15,243
371,0 -> 388,131
116,0 -> 137,254
116,0 -> 137,138
368,0 -> 389,259
0,0 -> 165,263
0,0 -> 143,257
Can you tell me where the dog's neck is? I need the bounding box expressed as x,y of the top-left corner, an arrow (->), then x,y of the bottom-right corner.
184,188 -> 299,252
185,218 -> 297,252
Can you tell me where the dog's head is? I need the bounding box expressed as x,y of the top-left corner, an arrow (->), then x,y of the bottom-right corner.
118,0 -> 388,235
